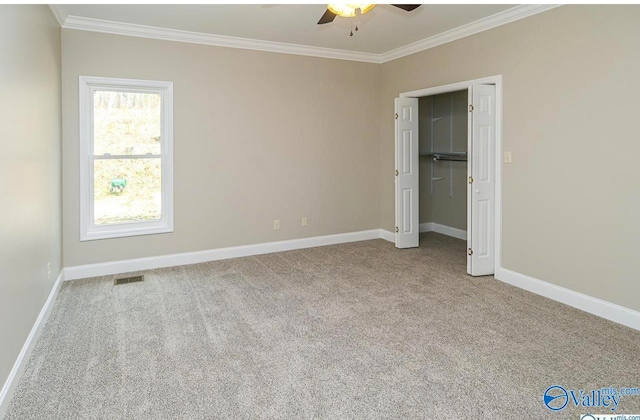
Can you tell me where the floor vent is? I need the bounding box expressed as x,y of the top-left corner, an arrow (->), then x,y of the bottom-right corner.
114,275 -> 144,285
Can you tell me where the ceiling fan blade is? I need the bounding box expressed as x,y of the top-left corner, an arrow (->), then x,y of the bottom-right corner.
392,4 -> 421,12
317,9 -> 337,24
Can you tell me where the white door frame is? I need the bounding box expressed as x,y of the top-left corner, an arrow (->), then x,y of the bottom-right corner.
398,75 -> 503,273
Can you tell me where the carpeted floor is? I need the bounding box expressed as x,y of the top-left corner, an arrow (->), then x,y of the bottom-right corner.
5,233 -> 640,419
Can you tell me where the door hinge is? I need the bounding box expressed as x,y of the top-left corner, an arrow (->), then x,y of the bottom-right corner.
468,176 -> 474,184
395,169 -> 399,176
394,113 -> 398,120
468,248 -> 473,256
469,104 -> 474,112
395,226 -> 399,233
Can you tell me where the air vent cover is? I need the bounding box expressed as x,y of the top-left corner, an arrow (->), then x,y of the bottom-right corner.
114,275 -> 144,285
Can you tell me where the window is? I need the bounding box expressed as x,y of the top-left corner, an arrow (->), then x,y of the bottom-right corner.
79,76 -> 173,241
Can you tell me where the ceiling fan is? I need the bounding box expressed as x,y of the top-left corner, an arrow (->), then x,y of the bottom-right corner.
317,4 -> 421,25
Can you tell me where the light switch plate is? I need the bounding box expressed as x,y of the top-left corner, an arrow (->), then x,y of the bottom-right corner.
504,151 -> 512,164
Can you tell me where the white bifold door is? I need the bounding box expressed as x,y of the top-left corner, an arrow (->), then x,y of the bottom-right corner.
394,97 -> 419,248
394,85 -> 496,276
468,84 -> 496,276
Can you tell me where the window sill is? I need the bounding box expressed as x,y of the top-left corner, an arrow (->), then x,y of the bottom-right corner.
80,223 -> 173,241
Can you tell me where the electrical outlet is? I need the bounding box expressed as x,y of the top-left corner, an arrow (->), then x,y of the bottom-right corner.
301,217 -> 308,227
504,151 -> 512,164
273,219 -> 280,230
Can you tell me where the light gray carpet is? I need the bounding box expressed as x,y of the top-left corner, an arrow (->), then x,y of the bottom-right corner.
6,233 -> 640,419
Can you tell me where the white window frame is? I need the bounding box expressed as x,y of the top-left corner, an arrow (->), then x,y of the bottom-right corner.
79,76 -> 174,241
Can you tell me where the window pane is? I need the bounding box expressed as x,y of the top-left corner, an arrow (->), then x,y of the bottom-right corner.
94,158 -> 162,225
93,91 -> 162,156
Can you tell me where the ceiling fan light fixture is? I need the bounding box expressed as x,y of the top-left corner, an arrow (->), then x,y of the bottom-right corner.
327,3 -> 376,18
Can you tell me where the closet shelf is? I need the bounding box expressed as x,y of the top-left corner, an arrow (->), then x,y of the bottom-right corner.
420,152 -> 467,162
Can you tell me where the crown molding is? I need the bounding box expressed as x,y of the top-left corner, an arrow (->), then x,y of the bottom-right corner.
58,4 -> 562,64
48,4 -> 68,27
379,4 -> 562,63
62,16 -> 381,63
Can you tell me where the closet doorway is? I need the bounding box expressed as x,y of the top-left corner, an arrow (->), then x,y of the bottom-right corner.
394,76 -> 502,276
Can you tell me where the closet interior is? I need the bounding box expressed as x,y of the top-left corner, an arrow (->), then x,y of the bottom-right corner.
418,89 -> 468,238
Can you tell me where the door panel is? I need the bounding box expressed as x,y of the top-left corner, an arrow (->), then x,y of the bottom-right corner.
395,97 -> 419,248
469,85 -> 496,275
402,189 -> 412,233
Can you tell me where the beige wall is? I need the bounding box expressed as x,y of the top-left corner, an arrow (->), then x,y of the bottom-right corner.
418,91 -> 467,230
62,30 -> 381,266
0,6 -> 61,392
380,5 -> 640,311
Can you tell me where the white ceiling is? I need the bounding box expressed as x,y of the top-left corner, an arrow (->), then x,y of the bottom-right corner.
58,4 -> 518,55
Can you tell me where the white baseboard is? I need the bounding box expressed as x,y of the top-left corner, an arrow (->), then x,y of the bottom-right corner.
420,222 -> 467,241
497,268 -> 640,332
0,271 -> 64,416
62,230 -> 640,333
380,224 -> 467,244
65,229 -> 389,280
379,229 -> 395,243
